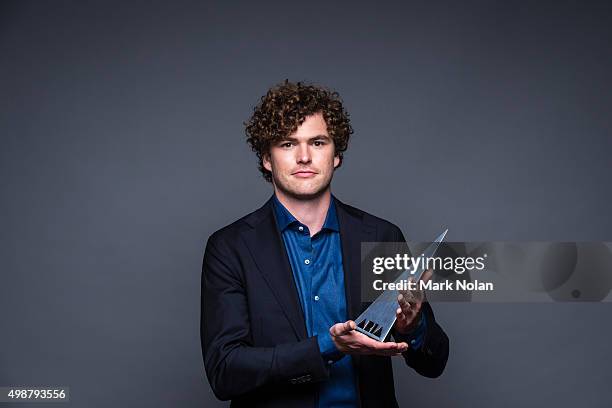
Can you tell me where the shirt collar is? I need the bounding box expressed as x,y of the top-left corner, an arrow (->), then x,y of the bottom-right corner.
272,194 -> 339,233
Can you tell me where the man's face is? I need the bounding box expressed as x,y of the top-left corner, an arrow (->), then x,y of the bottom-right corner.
263,112 -> 340,200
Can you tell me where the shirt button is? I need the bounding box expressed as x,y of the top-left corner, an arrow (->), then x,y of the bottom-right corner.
304,259 -> 310,265
298,226 -> 304,231
410,339 -> 416,345
327,360 -> 334,365
314,295 -> 320,301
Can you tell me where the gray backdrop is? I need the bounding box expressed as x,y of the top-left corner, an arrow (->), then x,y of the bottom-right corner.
1,1 -> 611,407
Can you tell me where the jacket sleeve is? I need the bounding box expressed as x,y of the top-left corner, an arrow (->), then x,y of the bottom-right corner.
200,235 -> 330,401
392,226 -> 450,378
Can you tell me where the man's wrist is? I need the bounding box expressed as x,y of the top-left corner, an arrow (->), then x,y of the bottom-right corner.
316,333 -> 344,365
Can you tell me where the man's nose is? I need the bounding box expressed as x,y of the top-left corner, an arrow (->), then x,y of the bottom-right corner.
296,143 -> 311,164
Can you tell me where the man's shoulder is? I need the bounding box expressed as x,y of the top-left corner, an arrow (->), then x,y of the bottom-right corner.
207,198 -> 273,246
334,198 -> 404,239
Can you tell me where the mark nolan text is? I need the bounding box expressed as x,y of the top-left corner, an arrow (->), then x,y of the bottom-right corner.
373,279 -> 494,291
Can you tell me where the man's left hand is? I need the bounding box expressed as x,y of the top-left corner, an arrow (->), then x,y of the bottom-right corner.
394,269 -> 433,334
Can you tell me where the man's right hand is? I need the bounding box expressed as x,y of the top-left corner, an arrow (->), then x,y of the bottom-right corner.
329,321 -> 409,356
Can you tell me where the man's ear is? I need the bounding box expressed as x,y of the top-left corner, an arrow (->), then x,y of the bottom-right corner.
333,155 -> 340,169
263,154 -> 272,172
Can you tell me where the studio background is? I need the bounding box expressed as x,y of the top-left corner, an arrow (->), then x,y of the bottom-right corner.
1,1 -> 611,407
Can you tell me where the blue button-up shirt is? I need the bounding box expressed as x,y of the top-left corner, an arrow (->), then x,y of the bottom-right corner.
273,195 -> 358,408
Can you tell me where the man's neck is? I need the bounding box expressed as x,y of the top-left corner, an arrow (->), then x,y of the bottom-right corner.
274,188 -> 331,236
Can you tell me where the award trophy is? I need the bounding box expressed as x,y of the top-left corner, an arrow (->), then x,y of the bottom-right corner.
354,230 -> 448,342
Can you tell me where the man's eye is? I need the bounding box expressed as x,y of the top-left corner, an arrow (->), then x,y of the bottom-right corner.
314,140 -> 324,147
281,142 -> 293,148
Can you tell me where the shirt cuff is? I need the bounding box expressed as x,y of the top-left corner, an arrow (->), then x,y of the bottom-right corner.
316,333 -> 344,365
394,311 -> 427,350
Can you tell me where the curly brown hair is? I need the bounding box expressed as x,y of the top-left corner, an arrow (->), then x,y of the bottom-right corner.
245,80 -> 353,182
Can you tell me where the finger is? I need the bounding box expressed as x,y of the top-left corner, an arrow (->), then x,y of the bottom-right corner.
373,342 -> 409,356
407,296 -> 424,311
398,288 -> 410,296
422,268 -> 433,282
404,280 -> 420,302
330,320 -> 355,336
351,332 -> 409,355
372,341 -> 408,351
396,308 -> 409,325
355,333 -> 405,351
409,286 -> 426,303
400,298 -> 412,316
398,292 -> 414,309
414,287 -> 427,303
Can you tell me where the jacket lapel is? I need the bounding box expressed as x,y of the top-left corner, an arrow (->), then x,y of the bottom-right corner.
242,199 -> 308,340
334,197 -> 377,320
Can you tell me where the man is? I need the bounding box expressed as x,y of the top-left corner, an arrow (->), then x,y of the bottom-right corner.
201,80 -> 449,407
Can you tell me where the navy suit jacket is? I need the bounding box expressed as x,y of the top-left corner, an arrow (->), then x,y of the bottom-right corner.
201,196 -> 449,407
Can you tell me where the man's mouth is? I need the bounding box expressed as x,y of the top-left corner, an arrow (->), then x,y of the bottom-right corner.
292,170 -> 317,178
